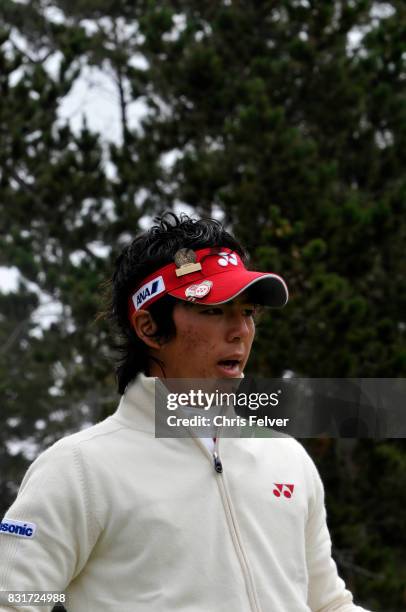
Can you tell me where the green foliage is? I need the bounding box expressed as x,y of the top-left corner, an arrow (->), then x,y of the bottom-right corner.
307,439 -> 406,609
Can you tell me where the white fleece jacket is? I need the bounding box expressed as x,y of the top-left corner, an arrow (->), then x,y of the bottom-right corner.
0,374 -> 370,612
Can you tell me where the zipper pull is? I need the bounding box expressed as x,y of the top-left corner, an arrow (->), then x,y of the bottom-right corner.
213,451 -> 223,473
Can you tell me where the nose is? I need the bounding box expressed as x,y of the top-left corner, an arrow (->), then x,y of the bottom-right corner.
225,311 -> 252,342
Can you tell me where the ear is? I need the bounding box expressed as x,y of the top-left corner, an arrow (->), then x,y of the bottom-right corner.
131,310 -> 161,350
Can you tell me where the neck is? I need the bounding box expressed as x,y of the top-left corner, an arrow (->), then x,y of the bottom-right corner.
147,356 -> 167,379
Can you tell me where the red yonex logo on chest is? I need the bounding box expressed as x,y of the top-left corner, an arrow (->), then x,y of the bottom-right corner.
273,483 -> 295,498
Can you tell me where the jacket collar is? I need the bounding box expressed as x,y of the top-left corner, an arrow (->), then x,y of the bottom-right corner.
113,372 -> 246,435
114,373 -> 162,434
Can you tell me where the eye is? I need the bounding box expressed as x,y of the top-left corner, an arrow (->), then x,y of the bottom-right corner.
239,303 -> 258,316
242,304 -> 264,321
201,307 -> 223,315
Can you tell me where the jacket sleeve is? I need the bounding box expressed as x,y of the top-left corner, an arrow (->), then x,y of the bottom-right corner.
305,455 -> 371,612
0,440 -> 102,612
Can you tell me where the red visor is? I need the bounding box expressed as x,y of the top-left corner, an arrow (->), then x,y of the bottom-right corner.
128,247 -> 288,318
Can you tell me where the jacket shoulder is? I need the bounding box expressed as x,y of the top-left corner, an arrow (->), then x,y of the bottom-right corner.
43,415 -> 124,457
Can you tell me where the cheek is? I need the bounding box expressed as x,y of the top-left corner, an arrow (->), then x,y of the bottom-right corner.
248,321 -> 256,342
180,327 -> 217,360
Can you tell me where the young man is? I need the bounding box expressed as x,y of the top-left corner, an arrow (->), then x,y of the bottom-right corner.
0,212 -> 370,611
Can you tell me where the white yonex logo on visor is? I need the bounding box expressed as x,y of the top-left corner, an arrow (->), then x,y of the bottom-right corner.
0,519 -> 37,538
218,252 -> 238,267
133,276 -> 165,310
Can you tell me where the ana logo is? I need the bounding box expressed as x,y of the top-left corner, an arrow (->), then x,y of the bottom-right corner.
0,519 -> 37,538
185,280 -> 213,300
133,276 -> 165,310
218,252 -> 238,267
273,483 -> 294,498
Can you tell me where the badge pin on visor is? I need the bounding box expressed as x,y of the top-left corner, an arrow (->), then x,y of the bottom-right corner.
174,248 -> 202,277
185,280 -> 213,301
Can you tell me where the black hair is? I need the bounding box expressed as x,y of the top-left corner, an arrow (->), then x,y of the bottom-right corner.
105,211 -> 248,394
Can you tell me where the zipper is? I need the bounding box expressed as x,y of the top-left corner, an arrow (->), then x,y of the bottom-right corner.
213,450 -> 223,473
193,435 -> 262,612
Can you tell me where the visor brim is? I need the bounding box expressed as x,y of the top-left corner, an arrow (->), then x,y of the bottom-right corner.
169,271 -> 288,308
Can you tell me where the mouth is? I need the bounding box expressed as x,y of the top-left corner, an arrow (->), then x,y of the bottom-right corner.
216,359 -> 242,378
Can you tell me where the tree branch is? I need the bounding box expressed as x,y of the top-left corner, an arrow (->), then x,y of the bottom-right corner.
10,38 -> 53,65
334,548 -> 385,580
112,20 -> 130,146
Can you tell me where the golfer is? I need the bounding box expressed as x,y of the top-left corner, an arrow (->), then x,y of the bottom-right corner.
0,212 -> 370,611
